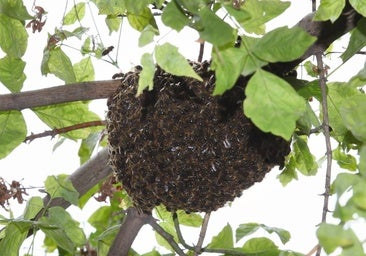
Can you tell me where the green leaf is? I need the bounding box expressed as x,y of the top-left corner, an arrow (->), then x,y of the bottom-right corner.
349,0 -> 366,17
349,61 -> 366,87
63,2 -> 85,25
127,7 -> 157,32
0,222 -> 29,256
78,182 -> 99,209
0,56 -> 25,92
141,249 -> 161,256
91,0 -> 125,15
73,57 -> 95,82
88,205 -> 123,230
352,191 -> 366,210
97,224 -> 120,255
236,223 -> 290,244
333,146 -> 358,171
261,226 -> 291,245
236,223 -> 260,242
175,210 -> 203,227
197,6 -> 236,46
78,132 -> 100,164
293,80 -> 322,100
252,27 -> 316,62
137,53 -> 155,95
161,0 -> 190,31
89,206 -> 113,229
40,207 -> 86,253
0,0 -> 33,20
293,135 -> 318,176
242,237 -> 279,255
139,25 -> 159,47
105,15 -> 121,34
46,47 -> 76,83
296,102 -> 321,135
278,154 -> 298,186
240,36 -> 267,76
43,235 -> 58,253
244,69 -> 306,140
23,197 -> 43,220
224,0 -> 290,35
211,46 -> 246,95
314,0 -> 345,22
0,111 -> 27,159
0,14 -> 28,57
303,60 -> 319,78
155,43 -> 202,81
339,94 -> 366,142
155,222 -> 178,252
332,172 -> 361,196
124,0 -> 153,14
44,175 -> 79,205
207,224 -> 233,249
327,82 -> 361,137
32,102 -> 101,140
317,223 -> 355,254
341,18 -> 366,62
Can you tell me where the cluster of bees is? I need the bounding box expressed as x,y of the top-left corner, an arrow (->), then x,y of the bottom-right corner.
107,61 -> 290,213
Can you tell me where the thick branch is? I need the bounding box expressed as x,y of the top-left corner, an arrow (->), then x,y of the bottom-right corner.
108,208 -> 150,256
0,80 -> 120,111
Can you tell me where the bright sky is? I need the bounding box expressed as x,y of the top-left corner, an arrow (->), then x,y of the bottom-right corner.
0,1 -> 365,255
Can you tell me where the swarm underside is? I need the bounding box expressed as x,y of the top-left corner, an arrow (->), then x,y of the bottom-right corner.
107,61 -> 290,213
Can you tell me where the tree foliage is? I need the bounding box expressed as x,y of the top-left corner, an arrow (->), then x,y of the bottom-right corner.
0,0 -> 366,255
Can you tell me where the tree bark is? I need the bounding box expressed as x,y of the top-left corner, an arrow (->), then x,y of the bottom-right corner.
107,208 -> 150,256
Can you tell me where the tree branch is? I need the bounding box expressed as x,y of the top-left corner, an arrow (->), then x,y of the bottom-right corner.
173,212 -> 195,251
108,208 -> 150,256
0,80 -> 120,111
194,212 -> 210,256
148,217 -> 186,256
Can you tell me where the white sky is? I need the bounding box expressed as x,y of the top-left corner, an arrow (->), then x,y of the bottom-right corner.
0,1 -> 365,255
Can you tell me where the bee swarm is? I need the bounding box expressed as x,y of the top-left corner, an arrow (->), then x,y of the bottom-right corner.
107,61 -> 290,213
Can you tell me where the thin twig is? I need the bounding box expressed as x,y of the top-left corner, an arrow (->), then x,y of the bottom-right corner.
194,212 -> 210,255
173,212 -> 195,250
25,120 -> 106,142
197,42 -> 205,62
315,53 -> 332,256
148,217 -> 186,256
306,244 -> 320,256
